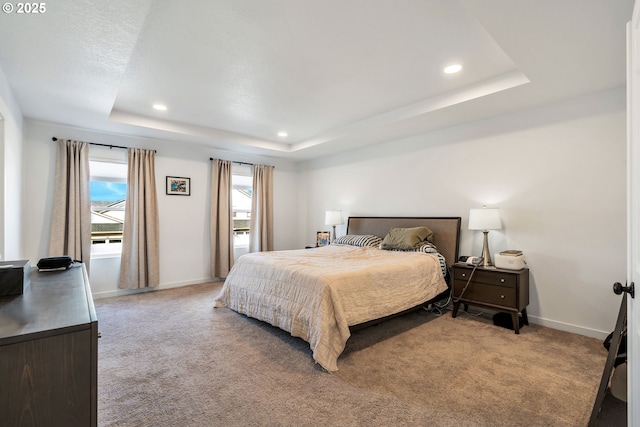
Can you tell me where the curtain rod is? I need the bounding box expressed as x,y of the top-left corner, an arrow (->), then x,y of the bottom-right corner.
209,158 -> 274,168
52,137 -> 157,153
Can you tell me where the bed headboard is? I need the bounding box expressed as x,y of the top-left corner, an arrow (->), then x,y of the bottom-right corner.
346,216 -> 461,269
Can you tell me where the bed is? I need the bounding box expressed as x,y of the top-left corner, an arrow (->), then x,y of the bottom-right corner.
214,216 -> 461,371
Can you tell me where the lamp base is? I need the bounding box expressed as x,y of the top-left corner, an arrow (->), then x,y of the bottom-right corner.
481,230 -> 493,267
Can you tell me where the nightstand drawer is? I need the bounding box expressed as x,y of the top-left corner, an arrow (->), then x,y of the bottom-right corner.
453,281 -> 516,307
453,268 -> 516,288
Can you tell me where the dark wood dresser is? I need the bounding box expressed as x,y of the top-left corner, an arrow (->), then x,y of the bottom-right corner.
0,265 -> 98,426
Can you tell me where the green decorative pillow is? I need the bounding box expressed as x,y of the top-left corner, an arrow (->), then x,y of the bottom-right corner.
380,226 -> 434,250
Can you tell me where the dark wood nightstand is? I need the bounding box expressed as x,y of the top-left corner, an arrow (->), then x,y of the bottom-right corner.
451,263 -> 530,334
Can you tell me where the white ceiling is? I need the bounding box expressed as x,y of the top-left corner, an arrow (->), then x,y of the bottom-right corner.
0,0 -> 633,160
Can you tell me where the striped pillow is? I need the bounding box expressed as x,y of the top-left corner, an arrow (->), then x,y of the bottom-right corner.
333,234 -> 383,247
414,241 -> 438,253
383,241 -> 447,276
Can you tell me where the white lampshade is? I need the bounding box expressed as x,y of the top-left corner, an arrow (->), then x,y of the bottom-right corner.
468,208 -> 502,231
325,210 -> 344,226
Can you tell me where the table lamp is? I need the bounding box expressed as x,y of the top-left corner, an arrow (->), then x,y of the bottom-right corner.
468,206 -> 502,267
325,210 -> 344,242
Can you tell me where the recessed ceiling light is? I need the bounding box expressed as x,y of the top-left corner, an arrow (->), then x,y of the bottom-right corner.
444,64 -> 462,74
277,131 -> 288,137
153,104 -> 167,111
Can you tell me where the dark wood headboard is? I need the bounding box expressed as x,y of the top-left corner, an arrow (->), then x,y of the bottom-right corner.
346,216 -> 461,269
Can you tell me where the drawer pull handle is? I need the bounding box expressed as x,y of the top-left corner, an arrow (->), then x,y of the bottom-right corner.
500,278 -> 505,283
500,295 -> 505,299
461,273 -> 466,277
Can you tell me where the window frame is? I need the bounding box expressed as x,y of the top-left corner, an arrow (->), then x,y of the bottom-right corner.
232,165 -> 253,252
89,158 -> 128,259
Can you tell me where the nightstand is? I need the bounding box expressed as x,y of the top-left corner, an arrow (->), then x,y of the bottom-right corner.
451,263 -> 530,334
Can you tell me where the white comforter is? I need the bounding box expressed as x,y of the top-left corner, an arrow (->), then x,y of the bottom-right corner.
213,244 -> 447,371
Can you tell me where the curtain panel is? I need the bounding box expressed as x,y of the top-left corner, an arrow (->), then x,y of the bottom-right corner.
210,159 -> 233,278
49,139 -> 92,273
249,164 -> 274,252
119,148 -> 160,289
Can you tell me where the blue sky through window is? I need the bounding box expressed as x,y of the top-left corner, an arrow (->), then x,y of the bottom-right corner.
90,181 -> 127,202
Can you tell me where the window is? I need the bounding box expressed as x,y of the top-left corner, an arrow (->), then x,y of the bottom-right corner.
232,165 -> 252,258
90,160 -> 127,257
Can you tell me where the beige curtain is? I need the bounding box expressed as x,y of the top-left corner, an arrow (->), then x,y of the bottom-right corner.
49,139 -> 92,273
211,159 -> 233,278
249,164 -> 274,252
119,148 -> 159,289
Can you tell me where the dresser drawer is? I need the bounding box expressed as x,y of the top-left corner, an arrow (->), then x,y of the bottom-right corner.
453,281 -> 516,307
453,268 -> 516,287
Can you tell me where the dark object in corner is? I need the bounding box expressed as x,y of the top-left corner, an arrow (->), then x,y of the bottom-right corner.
0,260 -> 31,296
493,312 -> 524,330
37,256 -> 74,271
603,328 -> 627,368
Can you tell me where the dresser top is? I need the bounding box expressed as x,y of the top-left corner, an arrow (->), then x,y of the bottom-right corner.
452,262 -> 529,273
0,265 -> 96,343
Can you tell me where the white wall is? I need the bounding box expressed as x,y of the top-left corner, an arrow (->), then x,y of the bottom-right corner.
0,67 -> 23,261
298,87 -> 627,339
22,119 -> 299,298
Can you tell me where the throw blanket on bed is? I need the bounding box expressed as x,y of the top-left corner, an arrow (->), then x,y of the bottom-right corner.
213,245 -> 447,371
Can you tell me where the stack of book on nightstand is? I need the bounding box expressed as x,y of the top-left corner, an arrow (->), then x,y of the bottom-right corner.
499,250 -> 522,257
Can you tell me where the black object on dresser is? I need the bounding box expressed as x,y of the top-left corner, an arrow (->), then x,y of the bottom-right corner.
0,265 -> 98,426
451,263 -> 530,334
0,260 -> 31,296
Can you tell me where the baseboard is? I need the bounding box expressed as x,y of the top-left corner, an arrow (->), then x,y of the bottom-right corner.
528,315 -> 610,340
92,277 -> 220,299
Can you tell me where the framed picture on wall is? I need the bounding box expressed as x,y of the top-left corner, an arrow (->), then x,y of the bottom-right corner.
316,231 -> 331,247
166,176 -> 191,196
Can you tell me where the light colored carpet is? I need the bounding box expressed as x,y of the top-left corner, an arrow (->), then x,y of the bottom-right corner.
95,282 -> 606,427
